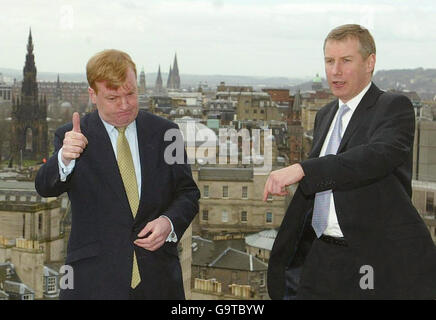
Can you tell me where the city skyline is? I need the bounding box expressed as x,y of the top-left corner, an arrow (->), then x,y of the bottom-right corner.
1,1 -> 436,78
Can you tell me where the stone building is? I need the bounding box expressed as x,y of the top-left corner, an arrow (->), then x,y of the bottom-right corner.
414,120 -> 436,182
244,228 -> 277,263
262,88 -> 294,124
0,75 -> 12,103
215,91 -> 282,122
0,261 -> 35,300
217,82 -> 253,93
0,180 -> 65,263
412,180 -> 436,243
193,167 -> 288,237
300,89 -> 336,133
179,224 -> 193,299
191,236 -> 268,300
138,68 -> 146,95
205,99 -> 236,124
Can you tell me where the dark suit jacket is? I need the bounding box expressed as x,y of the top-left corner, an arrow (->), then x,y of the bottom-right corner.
268,83 -> 436,299
35,110 -> 200,299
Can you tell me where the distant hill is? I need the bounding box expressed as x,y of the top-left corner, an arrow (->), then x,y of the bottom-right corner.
0,67 -> 306,89
2,66 -> 434,99
373,68 -> 436,100
289,68 -> 436,100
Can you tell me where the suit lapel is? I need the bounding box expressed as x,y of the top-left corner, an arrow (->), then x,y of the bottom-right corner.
86,111 -> 132,215
337,83 -> 383,153
309,101 -> 338,158
135,111 -> 159,219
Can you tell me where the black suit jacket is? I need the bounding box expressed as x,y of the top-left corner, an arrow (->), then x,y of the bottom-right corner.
268,83 -> 436,299
35,110 -> 200,299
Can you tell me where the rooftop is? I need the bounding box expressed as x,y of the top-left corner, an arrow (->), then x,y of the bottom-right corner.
208,247 -> 267,272
245,229 -> 278,251
198,167 -> 253,182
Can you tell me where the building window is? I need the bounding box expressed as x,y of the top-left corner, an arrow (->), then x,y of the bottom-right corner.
245,109 -> 249,114
259,272 -> 265,287
202,210 -> 209,221
222,211 -> 228,223
241,211 -> 247,222
267,194 -> 273,201
22,214 -> 25,238
38,214 -> 43,231
203,185 -> 209,198
426,192 -> 434,215
242,186 -> 248,199
253,109 -> 257,114
47,277 -> 57,293
266,212 -> 273,224
222,186 -> 228,198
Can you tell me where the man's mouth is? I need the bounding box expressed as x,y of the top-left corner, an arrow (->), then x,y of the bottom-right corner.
332,81 -> 346,88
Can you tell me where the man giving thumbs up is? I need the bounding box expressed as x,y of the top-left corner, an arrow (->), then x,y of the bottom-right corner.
60,112 -> 88,166
35,49 -> 199,300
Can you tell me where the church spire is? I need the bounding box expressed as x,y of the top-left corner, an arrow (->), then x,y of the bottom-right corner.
171,53 -> 180,89
167,65 -> 172,88
154,65 -> 163,94
173,53 -> 180,89
27,28 -> 34,54
22,27 -> 38,98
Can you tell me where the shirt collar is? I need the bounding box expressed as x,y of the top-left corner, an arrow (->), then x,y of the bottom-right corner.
339,81 -> 372,112
99,115 -> 136,135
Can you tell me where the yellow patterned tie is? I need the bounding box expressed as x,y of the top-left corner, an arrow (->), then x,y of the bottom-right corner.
116,126 -> 141,289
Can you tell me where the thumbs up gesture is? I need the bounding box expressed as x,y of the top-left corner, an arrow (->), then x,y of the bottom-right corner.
61,112 -> 89,166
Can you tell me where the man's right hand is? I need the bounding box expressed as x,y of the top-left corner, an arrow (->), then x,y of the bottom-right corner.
61,112 -> 88,166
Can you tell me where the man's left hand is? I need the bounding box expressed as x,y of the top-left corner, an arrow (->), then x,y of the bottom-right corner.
134,217 -> 171,251
263,163 -> 305,201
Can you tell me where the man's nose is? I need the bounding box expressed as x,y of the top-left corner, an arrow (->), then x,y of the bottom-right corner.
332,62 -> 342,75
119,96 -> 129,109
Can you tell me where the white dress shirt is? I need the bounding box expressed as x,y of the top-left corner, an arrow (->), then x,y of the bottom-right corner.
58,116 -> 177,242
319,81 -> 372,237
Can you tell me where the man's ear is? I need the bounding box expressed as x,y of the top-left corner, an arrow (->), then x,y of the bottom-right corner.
88,87 -> 97,104
367,53 -> 376,74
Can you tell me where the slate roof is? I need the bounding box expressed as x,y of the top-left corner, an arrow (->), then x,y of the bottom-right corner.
245,229 -> 278,251
208,247 -> 267,272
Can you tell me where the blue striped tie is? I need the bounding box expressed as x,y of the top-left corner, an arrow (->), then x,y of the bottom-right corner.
312,104 -> 350,238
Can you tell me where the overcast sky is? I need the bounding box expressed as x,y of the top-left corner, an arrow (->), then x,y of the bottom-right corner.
1,0 -> 436,78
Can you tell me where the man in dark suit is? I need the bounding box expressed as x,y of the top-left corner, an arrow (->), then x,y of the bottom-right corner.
35,49 -> 200,299
264,24 -> 436,299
